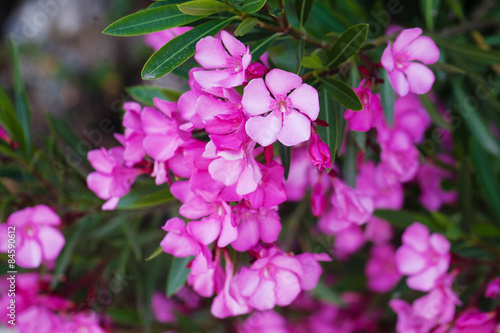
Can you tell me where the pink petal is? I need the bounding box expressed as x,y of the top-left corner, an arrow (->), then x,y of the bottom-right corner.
141,107 -> 171,134
381,42 -> 394,72
245,113 -> 282,147
221,30 -> 246,57
102,197 -> 120,210
402,223 -> 430,251
236,159 -> 262,195
277,110 -> 311,146
0,224 -> 8,252
274,269 -> 301,306
388,70 -> 410,97
209,158 -> 242,186
153,98 -> 177,118
143,134 -> 179,161
248,279 -> 276,310
238,267 -> 261,297
17,238 -> 42,268
218,207 -> 238,247
231,216 -> 260,251
37,226 -> 65,261
404,62 -> 435,95
87,172 -> 113,199
193,69 -> 234,89
265,69 -> 302,98
406,266 -> 440,291
405,36 -> 440,64
242,78 -> 273,116
194,36 -> 229,69
258,213 -> 281,243
395,246 -> 427,275
31,205 -> 61,226
187,217 -> 221,245
392,27 -> 422,54
288,83 -> 320,120
429,234 -> 450,255
87,148 -> 115,173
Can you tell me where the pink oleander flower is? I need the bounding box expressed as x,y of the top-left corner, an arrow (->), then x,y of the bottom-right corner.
381,27 -> 440,96
160,217 -> 202,257
0,205 -> 64,269
365,244 -> 401,293
485,277 -> 500,299
284,147 -> 324,201
194,31 -> 251,89
188,248 -> 225,298
145,27 -> 192,51
237,310 -> 288,333
311,180 -> 327,217
344,84 -> 382,132
449,310 -> 497,333
318,178 -> 375,234
333,224 -> 365,259
364,216 -> 393,244
379,135 -> 420,183
244,161 -> 286,209
119,101 -> 146,164
242,68 -> 319,146
309,132 -> 332,171
59,311 -> 106,333
245,62 -> 268,81
395,222 -> 451,291
151,291 -> 178,323
417,156 -> 457,211
87,146 -> 139,210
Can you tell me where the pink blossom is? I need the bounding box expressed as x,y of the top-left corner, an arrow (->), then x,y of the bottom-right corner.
311,180 -> 327,217
187,248 -> 224,297
344,85 -> 382,132
365,244 -> 401,293
485,277 -> 500,299
245,62 -> 268,80
395,222 -> 450,291
284,147 -> 323,201
242,68 -> 319,146
381,27 -> 440,96
151,291 -> 178,323
449,311 -> 497,333
333,224 -> 365,259
309,132 -> 332,171
418,156 -> 457,211
243,161 -> 286,209
160,217 -> 202,257
145,27 -> 192,51
194,31 -> 251,89
318,178 -> 375,234
0,205 -> 64,269
87,146 -> 138,210
59,311 -> 105,333
237,310 -> 288,333
120,101 -> 146,164
364,216 -> 393,244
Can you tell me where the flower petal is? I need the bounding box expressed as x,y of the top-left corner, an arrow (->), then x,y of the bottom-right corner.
288,84 -> 320,120
194,36 -> 229,69
388,70 -> 410,97
242,78 -> 273,116
277,110 -> 311,146
402,223 -> 430,252
265,69 -> 302,98
274,269 -> 301,306
395,246 -> 427,275
221,30 -> 246,57
187,216 -> 221,245
392,27 -> 422,54
37,227 -> 65,261
381,41 -> 394,72
404,62 -> 435,95
31,205 -> 61,226
17,238 -> 42,268
405,36 -> 440,64
245,113 -> 282,147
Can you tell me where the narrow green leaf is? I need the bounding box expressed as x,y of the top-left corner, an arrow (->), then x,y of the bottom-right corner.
0,86 -> 24,145
47,115 -> 89,164
167,256 -> 193,297
241,0 -> 266,13
374,209 -> 439,231
474,223 -> 500,238
311,281 -> 344,305
301,54 -> 323,69
126,85 -> 182,105
103,5 -> 203,36
380,69 -> 395,126
296,37 -> 306,74
419,94 -> 451,130
343,135 -> 357,187
123,220 -> 141,261
421,0 -> 437,31
279,144 -> 291,180
452,80 -> 500,156
458,158 -> 473,232
250,33 -> 280,61
295,0 -> 314,27
432,35 -> 500,65
351,131 -> 366,151
234,18 -> 259,36
178,0 -> 231,16
326,24 -> 368,68
428,62 -> 465,75
116,182 -> 174,210
142,18 -> 234,79
319,77 -> 362,111
316,89 -> 345,164
470,139 -> 500,220
145,246 -> 164,261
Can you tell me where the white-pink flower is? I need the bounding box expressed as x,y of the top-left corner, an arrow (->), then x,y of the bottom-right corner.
381,28 -> 440,96
242,69 -> 319,146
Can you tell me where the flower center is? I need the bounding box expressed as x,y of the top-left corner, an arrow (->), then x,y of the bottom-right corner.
24,224 -> 36,237
272,97 -> 291,115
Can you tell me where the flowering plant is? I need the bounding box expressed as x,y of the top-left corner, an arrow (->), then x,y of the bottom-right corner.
1,0 -> 500,332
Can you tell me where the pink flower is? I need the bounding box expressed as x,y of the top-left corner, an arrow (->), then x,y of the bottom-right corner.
151,291 -> 178,323
0,205 -> 64,269
144,27 -> 192,51
87,146 -> 138,210
120,101 -> 146,164
309,132 -> 332,171
243,161 -> 286,209
284,147 -> 322,201
237,310 -> 288,333
333,224 -> 365,259
59,312 -> 106,333
311,180 -> 327,217
365,244 -> 401,293
364,216 -> 393,244
318,178 -> 375,234
485,277 -> 500,299
160,217 -> 202,257
194,31 -> 251,89
242,68 -> 319,146
450,310 -> 497,333
344,85 -> 382,132
395,223 -> 450,291
381,27 -> 440,96
188,248 -> 224,297
417,156 -> 457,211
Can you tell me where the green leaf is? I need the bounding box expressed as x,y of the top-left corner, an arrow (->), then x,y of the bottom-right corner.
250,33 -> 280,61
458,158 -> 473,232
380,69 -> 395,126
0,86 -> 24,146
351,130 -> 366,151
103,5 -> 203,36
279,144 -> 291,180
241,0 -> 266,13
116,182 -> 175,210
316,88 -> 345,164
295,0 -> 314,28
178,0 -> 231,16
167,256 -> 193,297
343,135 -> 357,187
301,54 -> 323,69
452,80 -> 500,156
311,281 -> 344,305
234,17 -> 259,36
142,17 -> 234,79
122,220 -> 141,261
296,37 -> 306,74
374,209 -> 439,231
319,77 -> 362,111
428,62 -> 466,75
326,24 -> 368,68
432,35 -> 500,65
419,94 -> 451,130
47,115 -> 90,165
145,246 -> 164,261
126,85 -> 182,105
10,40 -> 31,158
470,138 -> 500,220
474,222 -> 500,238
421,0 -> 438,31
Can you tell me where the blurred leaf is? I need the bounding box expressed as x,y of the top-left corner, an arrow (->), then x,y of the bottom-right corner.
167,256 -> 193,297
326,24 -> 368,69
0,86 -> 24,146
103,5 -> 203,36
145,246 -> 164,261
234,18 -> 259,36
470,138 -> 500,220
474,222 -> 500,238
116,182 -> 175,210
428,62 -> 466,75
316,88 -> 345,164
374,209 -> 439,231
343,135 -> 357,187
452,80 -> 500,156
241,0 -> 266,13
10,40 -> 31,158
311,281 -> 344,305
380,69 -> 395,126
319,77 -> 362,111
433,35 -> 500,65
126,85 -> 182,105
458,158 -> 473,232
123,220 -> 142,261
142,18 -> 234,79
178,0 -> 231,16
297,37 -> 305,73
301,54 -> 323,69
419,94 -> 451,130
250,33 -> 281,61
295,0 -> 314,28
444,0 -> 464,21
421,0 -> 440,31
351,131 -> 365,151
279,144 -> 291,180
47,115 -> 90,165
268,7 -> 283,18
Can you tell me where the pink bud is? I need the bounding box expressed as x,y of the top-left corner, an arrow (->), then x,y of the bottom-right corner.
245,62 -> 268,80
309,133 -> 332,171
311,181 -> 327,217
